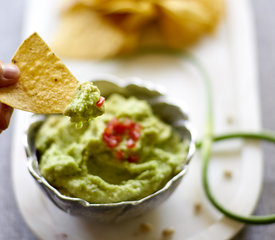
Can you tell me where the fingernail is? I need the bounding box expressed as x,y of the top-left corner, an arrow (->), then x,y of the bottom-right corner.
2,64 -> 20,79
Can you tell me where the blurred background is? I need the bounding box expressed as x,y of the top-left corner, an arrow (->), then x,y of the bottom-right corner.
0,0 -> 275,239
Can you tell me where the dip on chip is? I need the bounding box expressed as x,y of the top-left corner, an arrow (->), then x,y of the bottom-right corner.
64,81 -> 105,122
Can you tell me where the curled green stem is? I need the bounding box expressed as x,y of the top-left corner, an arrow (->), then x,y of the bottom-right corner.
189,51 -> 275,224
198,132 -> 275,224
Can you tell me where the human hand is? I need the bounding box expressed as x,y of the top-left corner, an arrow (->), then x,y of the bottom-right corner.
0,61 -> 20,132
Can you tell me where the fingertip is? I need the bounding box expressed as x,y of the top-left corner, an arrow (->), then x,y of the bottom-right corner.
2,63 -> 20,79
0,63 -> 20,87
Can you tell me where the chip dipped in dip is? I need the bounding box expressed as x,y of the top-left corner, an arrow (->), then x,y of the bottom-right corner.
35,94 -> 188,204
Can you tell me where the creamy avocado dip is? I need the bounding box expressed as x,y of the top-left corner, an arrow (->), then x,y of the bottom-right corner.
35,94 -> 188,204
64,82 -> 105,122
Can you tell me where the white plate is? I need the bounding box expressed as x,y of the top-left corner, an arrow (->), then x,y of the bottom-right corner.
12,0 -> 262,239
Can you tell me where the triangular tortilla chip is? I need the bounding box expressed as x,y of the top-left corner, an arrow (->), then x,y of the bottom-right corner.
0,32 -> 79,113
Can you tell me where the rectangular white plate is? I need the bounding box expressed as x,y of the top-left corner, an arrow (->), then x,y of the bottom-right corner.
11,0 -> 262,239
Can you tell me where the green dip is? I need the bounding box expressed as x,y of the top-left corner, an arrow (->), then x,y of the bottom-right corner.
64,82 -> 104,122
35,94 -> 188,203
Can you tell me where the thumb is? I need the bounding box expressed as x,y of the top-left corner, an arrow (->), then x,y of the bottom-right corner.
0,62 -> 20,87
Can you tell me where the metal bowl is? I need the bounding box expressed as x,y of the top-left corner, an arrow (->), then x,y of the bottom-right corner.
24,75 -> 196,222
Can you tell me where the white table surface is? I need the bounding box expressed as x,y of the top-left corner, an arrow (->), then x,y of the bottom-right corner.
0,0 -> 274,239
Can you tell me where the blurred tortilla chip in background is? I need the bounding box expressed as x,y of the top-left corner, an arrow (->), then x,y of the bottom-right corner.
52,7 -> 138,59
52,0 -> 225,60
157,0 -> 225,47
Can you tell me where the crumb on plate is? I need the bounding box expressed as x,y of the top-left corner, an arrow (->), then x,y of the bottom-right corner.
223,170 -> 233,179
162,227 -> 175,238
226,116 -> 235,124
193,202 -> 202,214
139,222 -> 152,233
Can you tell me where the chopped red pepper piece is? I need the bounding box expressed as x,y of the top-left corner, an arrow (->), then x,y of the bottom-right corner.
127,138 -> 136,149
127,154 -> 139,163
123,118 -> 135,129
129,129 -> 140,141
102,117 -> 142,162
96,96 -> 105,108
116,149 -> 124,160
113,122 -> 127,135
103,132 -> 110,142
133,123 -> 142,132
103,133 -> 121,148
104,128 -> 112,137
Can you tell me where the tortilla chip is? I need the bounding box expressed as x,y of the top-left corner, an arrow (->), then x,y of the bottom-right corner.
105,11 -> 154,33
157,0 -> 224,47
95,1 -> 154,15
62,0 -> 155,31
0,32 -> 79,113
62,0 -> 118,10
52,7 -> 138,59
55,0 -> 224,59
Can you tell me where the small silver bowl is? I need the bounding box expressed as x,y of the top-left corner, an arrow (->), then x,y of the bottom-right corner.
24,75 -> 196,222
